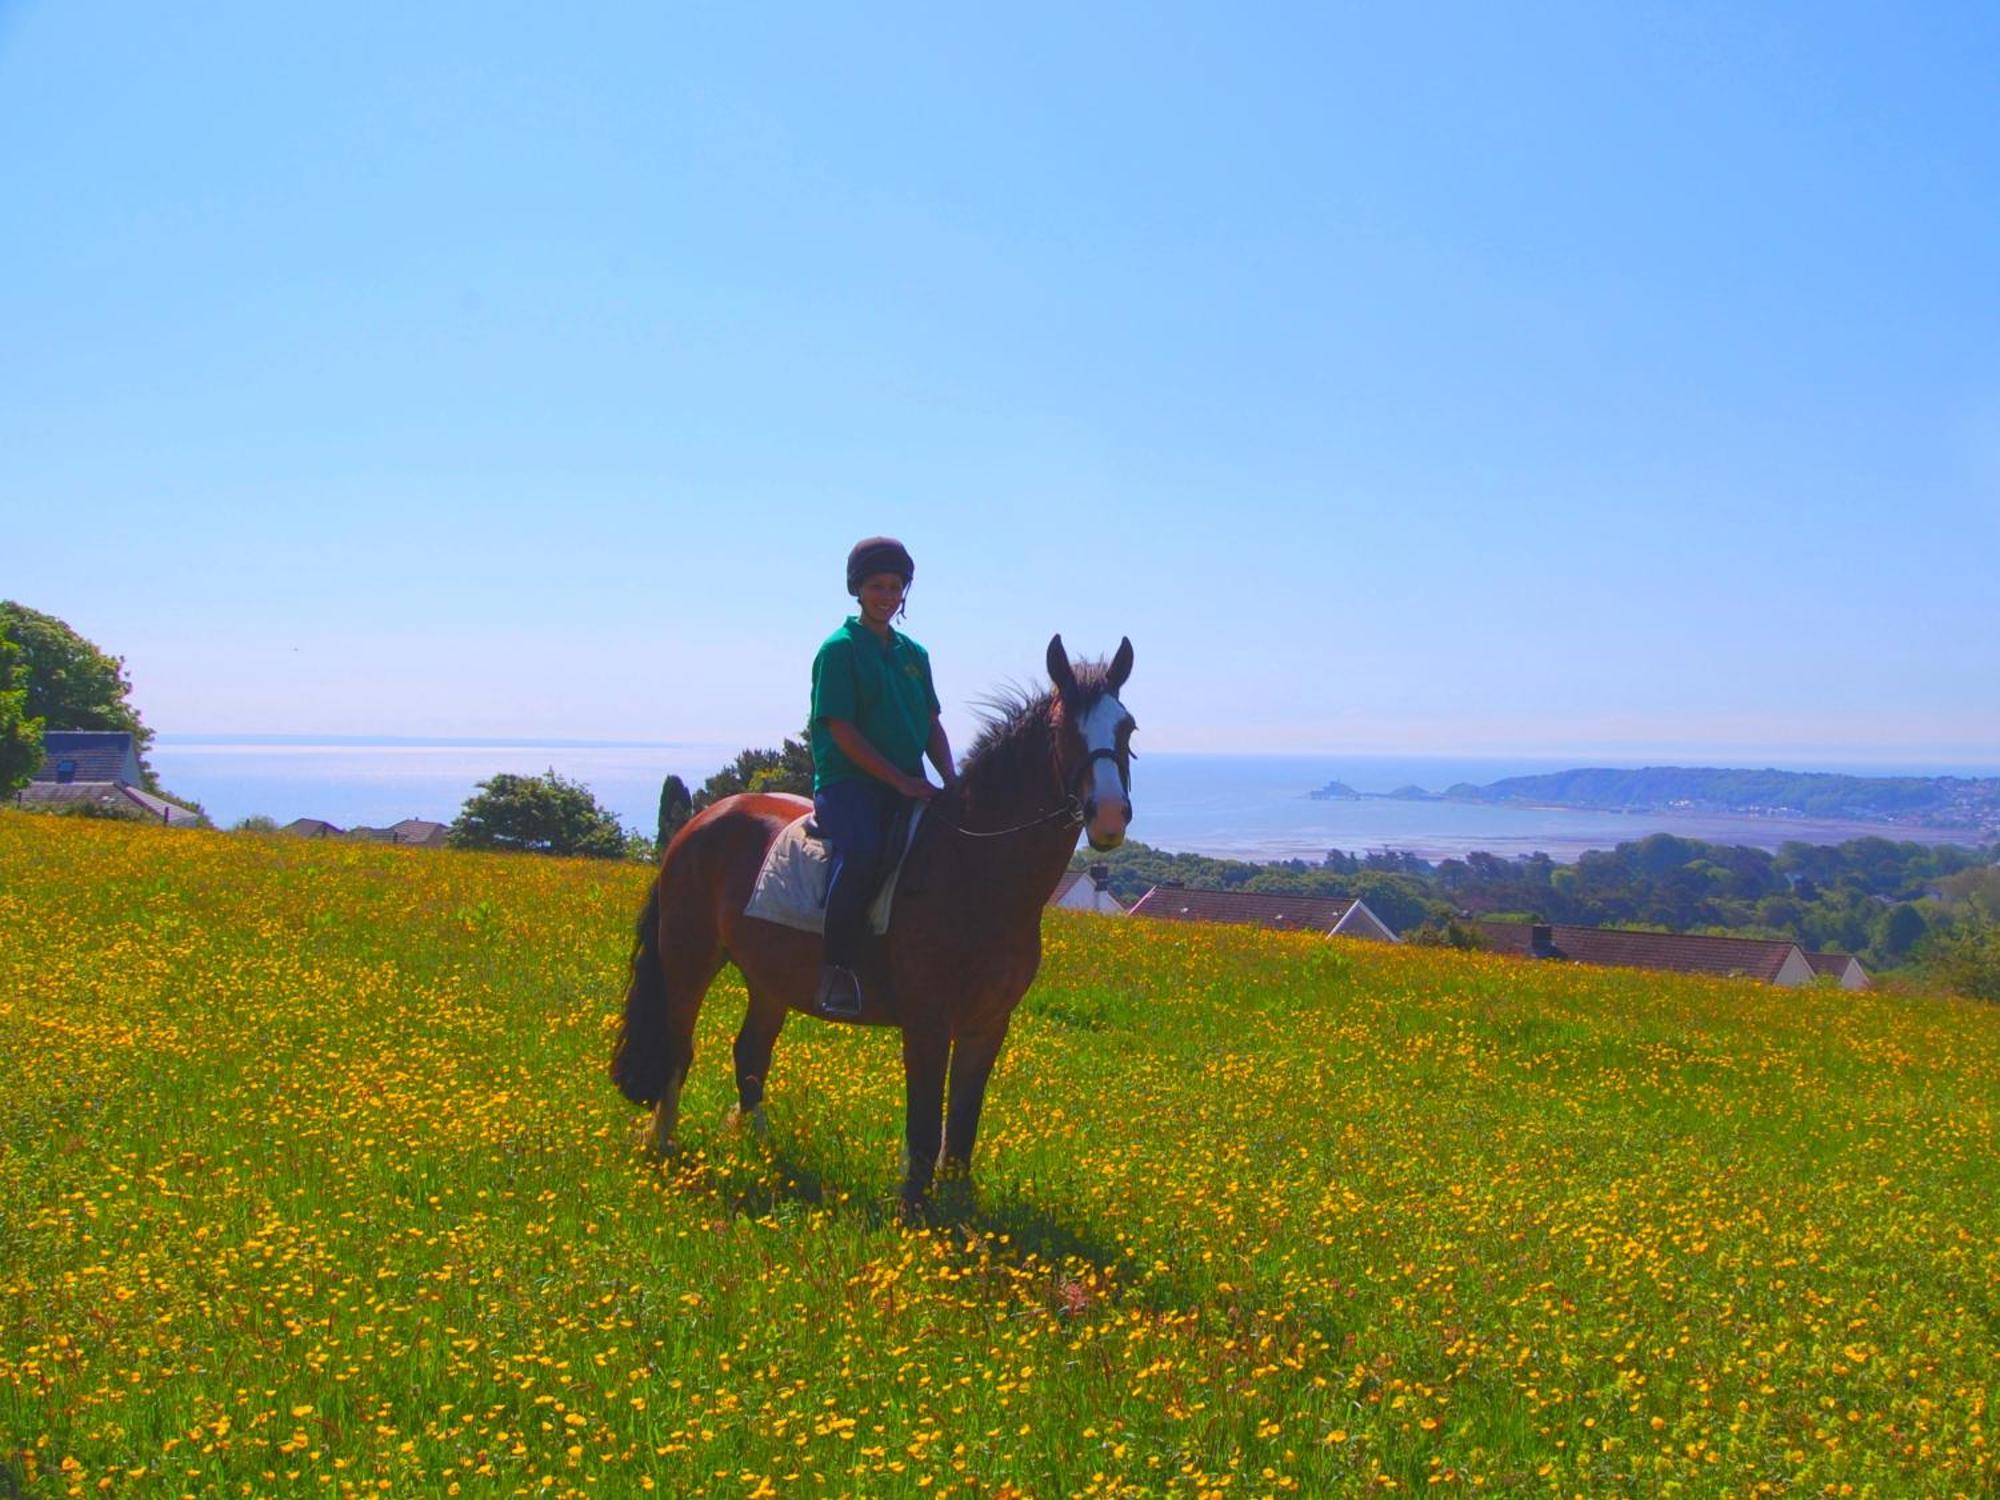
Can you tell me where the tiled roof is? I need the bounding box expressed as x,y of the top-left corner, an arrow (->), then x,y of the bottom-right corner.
1129,886 -> 1359,932
15,780 -> 201,825
32,731 -> 137,783
1048,870 -> 1084,903
121,787 -> 204,826
17,782 -> 127,810
282,819 -> 343,837
1806,951 -> 1865,978
1477,921 -> 1803,983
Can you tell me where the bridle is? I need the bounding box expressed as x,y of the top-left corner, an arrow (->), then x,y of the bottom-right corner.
1080,744 -> 1131,801
936,711 -> 1132,841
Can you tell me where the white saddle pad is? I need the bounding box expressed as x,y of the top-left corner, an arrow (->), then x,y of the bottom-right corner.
742,805 -> 926,936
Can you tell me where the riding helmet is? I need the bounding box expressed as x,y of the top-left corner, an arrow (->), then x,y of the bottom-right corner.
846,536 -> 915,595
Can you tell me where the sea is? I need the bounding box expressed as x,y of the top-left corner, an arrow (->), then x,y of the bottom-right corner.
149,738 -> 1997,863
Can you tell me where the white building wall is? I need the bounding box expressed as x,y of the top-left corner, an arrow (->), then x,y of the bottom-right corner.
1773,948 -> 1818,987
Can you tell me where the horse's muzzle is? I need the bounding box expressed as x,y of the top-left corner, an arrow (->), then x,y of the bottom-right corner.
1084,797 -> 1131,851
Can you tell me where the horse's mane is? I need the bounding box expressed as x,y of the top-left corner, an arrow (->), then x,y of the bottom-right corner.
953,662 -> 1114,816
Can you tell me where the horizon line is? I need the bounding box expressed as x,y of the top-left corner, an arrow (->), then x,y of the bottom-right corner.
149,734 -> 2000,775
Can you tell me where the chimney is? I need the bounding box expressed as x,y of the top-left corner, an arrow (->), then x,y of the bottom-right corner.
1529,923 -> 1559,959
1090,863 -> 1111,892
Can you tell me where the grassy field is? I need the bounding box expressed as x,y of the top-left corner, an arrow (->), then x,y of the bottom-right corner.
3,815 -> 1997,1498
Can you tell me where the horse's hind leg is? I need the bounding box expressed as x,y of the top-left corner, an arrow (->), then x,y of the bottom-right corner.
643,895 -> 725,1159
728,989 -> 788,1136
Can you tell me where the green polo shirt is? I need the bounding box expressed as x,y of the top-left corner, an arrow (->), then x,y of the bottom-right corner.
810,617 -> 941,792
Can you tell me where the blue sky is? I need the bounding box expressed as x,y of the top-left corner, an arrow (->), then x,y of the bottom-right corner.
4,2 -> 1996,764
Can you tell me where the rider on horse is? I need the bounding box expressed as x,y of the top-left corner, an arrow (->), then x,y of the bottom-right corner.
809,537 -> 958,1018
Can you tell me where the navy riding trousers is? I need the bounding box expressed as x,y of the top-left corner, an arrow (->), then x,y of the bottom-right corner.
814,776 -> 903,970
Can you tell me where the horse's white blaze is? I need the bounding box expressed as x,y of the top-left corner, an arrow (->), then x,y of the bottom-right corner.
1079,693 -> 1132,845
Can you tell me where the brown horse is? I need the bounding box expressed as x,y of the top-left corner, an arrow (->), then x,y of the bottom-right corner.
611,634 -> 1135,1210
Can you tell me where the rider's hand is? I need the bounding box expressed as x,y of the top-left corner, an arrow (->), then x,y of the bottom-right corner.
902,774 -> 938,802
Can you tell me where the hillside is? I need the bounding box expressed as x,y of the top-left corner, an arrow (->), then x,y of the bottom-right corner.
4,814 -> 1999,1496
1434,765 -> 2000,834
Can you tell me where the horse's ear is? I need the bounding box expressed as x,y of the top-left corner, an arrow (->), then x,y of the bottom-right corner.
1046,634 -> 1079,703
1108,636 -> 1134,692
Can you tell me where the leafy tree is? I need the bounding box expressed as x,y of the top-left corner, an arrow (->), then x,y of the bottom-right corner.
1935,864 -> 2000,920
1921,913 -> 2000,1002
0,602 -> 158,789
693,730 -> 814,810
656,774 -> 693,849
1876,901 -> 1929,961
232,814 -> 280,834
0,619 -> 45,797
448,769 -> 631,858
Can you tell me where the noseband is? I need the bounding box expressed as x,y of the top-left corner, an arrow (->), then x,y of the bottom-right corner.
1078,745 -> 1131,800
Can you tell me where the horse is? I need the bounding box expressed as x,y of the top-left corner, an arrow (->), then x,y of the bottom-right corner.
610,634 -> 1136,1211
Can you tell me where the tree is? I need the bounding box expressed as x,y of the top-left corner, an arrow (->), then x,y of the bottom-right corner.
0,601 -> 158,790
448,769 -> 631,858
1921,913 -> 2000,1003
656,774 -> 693,849
1876,901 -> 1929,961
1,618 -> 45,797
693,730 -> 814,810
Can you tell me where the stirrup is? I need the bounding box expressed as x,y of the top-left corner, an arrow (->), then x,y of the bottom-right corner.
815,965 -> 864,1019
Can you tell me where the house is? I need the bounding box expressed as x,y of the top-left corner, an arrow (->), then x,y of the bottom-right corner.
343,818 -> 449,847
34,730 -> 143,786
16,731 -> 204,826
1047,864 -> 1126,914
1128,885 -> 1400,942
1476,921 -> 1818,987
1805,951 -> 1871,989
285,816 -> 447,846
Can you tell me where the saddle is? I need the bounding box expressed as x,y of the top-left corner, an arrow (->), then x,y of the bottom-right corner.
742,800 -> 925,936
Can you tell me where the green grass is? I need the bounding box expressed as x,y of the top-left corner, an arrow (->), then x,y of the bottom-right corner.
3,813 -> 1997,1497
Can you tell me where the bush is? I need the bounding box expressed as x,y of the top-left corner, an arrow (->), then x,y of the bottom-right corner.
1404,917 -> 1485,950
448,769 -> 632,859
29,794 -> 148,822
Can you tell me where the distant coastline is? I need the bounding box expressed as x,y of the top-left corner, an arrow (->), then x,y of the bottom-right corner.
1309,764 -> 1999,842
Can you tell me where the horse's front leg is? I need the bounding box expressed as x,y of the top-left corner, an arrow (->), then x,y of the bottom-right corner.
940,1022 -> 1010,1185
899,1024 -> 950,1212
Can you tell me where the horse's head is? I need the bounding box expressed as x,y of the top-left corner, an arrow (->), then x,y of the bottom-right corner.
1047,634 -> 1136,852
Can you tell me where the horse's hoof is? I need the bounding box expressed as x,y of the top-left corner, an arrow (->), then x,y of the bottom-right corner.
897,1186 -> 933,1227
726,1104 -> 769,1139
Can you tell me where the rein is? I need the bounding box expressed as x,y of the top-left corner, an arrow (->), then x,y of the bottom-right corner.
934,795 -> 1084,840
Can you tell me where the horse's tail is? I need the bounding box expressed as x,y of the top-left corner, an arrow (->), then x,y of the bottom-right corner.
610,875 -> 672,1105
